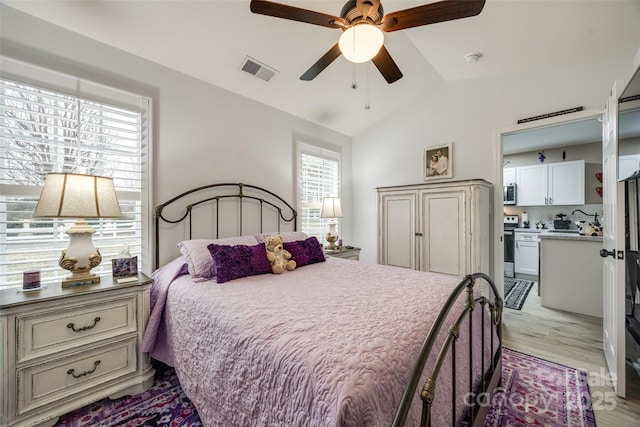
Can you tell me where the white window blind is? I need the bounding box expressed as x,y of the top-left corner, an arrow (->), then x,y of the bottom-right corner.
0,77 -> 148,289
297,142 -> 341,243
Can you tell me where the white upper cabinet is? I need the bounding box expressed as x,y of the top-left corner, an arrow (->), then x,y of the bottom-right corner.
547,160 -> 585,205
515,160 -> 585,206
516,164 -> 547,205
503,167 -> 516,185
619,154 -> 640,180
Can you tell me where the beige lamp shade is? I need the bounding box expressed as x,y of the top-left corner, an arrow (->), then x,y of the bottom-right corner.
320,197 -> 343,219
33,173 -> 122,219
33,173 -> 122,287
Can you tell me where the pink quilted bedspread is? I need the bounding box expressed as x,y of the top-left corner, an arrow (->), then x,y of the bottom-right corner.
143,257 -> 494,426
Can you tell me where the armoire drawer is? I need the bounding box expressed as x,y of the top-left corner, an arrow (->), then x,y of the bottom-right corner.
16,295 -> 137,363
17,338 -> 137,415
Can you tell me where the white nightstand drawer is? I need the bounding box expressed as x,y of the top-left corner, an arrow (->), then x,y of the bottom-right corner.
17,295 -> 137,363
17,339 -> 137,415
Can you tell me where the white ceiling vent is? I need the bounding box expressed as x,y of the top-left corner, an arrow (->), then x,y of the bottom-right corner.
240,56 -> 277,82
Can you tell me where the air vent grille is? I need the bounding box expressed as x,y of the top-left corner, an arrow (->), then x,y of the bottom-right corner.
240,56 -> 277,82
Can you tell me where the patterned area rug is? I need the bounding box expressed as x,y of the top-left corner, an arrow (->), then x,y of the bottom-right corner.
504,278 -> 535,310
54,363 -> 202,427
56,351 -> 596,427
484,348 -> 596,427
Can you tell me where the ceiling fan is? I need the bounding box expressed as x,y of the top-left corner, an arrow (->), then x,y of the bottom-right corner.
250,0 -> 486,84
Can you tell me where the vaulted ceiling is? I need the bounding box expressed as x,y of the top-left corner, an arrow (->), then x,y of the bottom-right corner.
5,0 -> 640,137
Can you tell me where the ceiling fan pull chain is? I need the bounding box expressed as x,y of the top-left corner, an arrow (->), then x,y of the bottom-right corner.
365,64 -> 371,110
352,62 -> 357,90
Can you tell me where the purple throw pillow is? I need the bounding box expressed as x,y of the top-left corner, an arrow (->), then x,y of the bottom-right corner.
207,243 -> 271,284
283,236 -> 326,267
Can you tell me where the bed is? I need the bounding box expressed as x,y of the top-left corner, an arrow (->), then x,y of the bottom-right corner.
143,183 -> 502,426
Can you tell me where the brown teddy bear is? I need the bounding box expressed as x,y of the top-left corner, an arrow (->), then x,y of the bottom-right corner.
265,235 -> 296,274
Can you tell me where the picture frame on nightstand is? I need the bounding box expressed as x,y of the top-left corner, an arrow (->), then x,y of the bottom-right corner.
112,256 -> 138,277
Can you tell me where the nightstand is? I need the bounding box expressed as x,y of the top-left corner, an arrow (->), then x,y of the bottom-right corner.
325,246 -> 361,261
0,274 -> 155,427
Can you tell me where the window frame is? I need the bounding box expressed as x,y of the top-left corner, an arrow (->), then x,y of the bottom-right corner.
295,140 -> 342,244
0,56 -> 152,289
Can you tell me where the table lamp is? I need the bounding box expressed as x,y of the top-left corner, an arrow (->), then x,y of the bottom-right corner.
320,197 -> 343,250
33,173 -> 122,287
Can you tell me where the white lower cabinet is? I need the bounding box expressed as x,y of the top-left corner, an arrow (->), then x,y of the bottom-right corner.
0,275 -> 155,427
378,179 -> 492,278
514,231 -> 540,276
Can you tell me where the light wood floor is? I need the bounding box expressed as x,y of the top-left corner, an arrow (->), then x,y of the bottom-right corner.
502,281 -> 640,426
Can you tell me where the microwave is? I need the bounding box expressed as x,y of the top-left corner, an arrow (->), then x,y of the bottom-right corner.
503,184 -> 517,205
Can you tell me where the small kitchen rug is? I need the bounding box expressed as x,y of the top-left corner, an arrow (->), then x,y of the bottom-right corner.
504,278 -> 534,310
484,348 -> 596,427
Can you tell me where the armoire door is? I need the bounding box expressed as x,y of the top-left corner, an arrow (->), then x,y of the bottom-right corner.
419,189 -> 466,276
378,191 -> 417,269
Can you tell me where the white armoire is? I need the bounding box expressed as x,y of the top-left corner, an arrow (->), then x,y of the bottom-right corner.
377,179 -> 493,278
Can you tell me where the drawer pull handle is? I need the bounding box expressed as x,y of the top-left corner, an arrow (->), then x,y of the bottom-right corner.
67,317 -> 101,332
67,360 -> 101,378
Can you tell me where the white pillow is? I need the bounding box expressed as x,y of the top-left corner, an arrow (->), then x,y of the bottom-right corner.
254,231 -> 309,243
177,236 -> 258,281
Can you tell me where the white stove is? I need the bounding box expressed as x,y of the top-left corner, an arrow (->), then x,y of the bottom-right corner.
504,215 -> 519,277
504,215 -> 519,229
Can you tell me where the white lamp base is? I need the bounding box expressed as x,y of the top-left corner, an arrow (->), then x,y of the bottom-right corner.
59,220 -> 102,287
325,219 -> 339,250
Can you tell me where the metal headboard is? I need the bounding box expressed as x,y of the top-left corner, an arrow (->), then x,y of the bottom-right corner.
154,183 -> 297,269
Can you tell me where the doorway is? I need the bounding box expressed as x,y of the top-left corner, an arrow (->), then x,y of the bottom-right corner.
494,103 -> 640,405
493,108 -> 603,297
494,107 -> 640,298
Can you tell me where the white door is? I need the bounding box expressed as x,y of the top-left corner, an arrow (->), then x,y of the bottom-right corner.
601,80 -> 626,397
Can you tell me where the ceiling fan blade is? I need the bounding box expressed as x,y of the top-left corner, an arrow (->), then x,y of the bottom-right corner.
250,0 -> 346,28
371,46 -> 403,84
300,44 -> 342,81
381,0 -> 486,32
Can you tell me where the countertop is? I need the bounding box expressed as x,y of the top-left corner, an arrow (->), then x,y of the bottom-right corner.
538,229 -> 603,242
512,227 -> 603,241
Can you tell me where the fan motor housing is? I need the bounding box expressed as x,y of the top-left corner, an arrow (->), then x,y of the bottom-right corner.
341,0 -> 384,25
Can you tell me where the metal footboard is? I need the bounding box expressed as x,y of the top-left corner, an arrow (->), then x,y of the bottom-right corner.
392,273 -> 503,427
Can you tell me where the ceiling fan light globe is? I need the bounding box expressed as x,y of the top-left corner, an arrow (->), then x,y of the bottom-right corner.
338,25 -> 384,63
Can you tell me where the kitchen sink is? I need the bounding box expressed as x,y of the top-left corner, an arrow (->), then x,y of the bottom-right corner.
548,229 -> 580,233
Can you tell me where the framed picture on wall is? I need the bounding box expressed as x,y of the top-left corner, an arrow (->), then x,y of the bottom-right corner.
424,143 -> 453,180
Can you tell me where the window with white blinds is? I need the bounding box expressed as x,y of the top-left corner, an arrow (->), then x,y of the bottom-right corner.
297,142 -> 341,243
0,77 -> 148,289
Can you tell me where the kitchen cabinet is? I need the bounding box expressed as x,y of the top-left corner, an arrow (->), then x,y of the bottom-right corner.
514,231 -> 540,275
539,234 -> 603,317
503,167 -> 516,185
377,180 -> 492,278
516,160 -> 585,206
619,154 -> 640,180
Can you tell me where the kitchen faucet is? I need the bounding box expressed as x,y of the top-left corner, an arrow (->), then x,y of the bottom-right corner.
571,209 -> 599,223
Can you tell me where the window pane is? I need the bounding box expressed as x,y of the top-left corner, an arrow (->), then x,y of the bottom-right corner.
298,146 -> 341,244
0,78 -> 144,289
